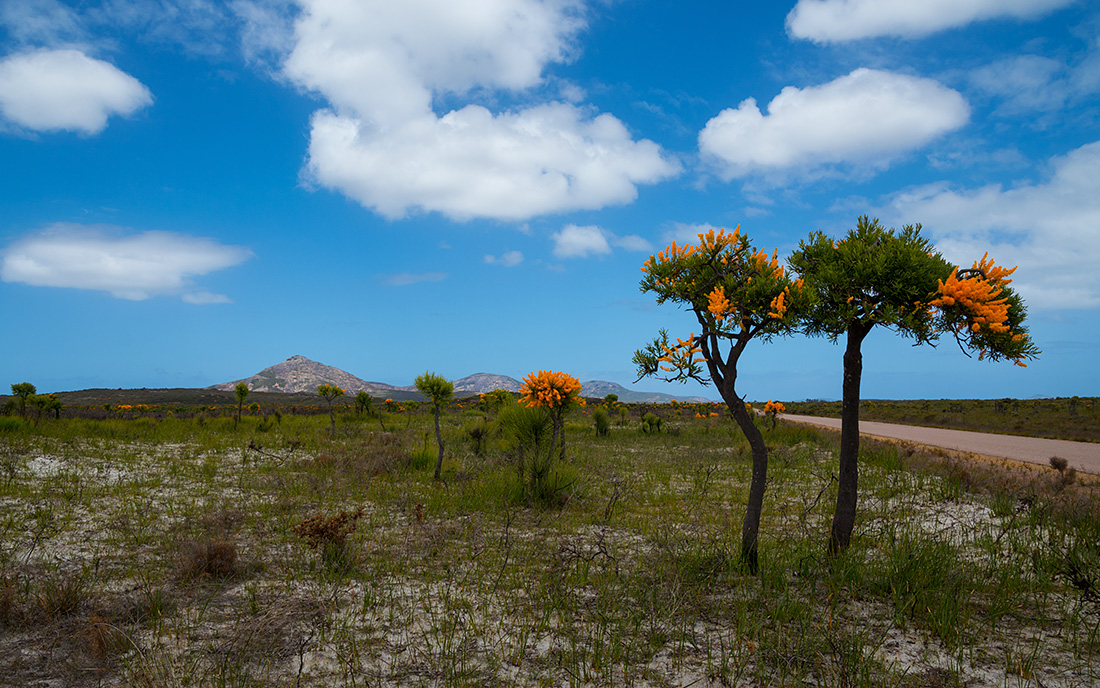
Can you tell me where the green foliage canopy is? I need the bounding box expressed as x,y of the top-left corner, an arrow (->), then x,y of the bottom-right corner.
414,372 -> 454,406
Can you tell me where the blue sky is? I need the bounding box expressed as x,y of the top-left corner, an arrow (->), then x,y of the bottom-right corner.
1,0 -> 1098,402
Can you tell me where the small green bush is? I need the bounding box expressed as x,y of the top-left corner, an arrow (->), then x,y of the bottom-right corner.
593,407 -> 610,436
641,412 -> 662,434
498,403 -> 560,504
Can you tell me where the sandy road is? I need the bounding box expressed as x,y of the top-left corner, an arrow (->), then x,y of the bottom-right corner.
780,413 -> 1100,475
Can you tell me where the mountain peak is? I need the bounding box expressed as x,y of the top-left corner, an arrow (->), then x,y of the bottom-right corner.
210,355 -> 381,395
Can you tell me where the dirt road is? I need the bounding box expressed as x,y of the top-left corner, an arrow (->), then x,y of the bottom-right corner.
780,413 -> 1100,475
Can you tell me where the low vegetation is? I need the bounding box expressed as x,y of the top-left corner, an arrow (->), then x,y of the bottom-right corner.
1,394 -> 1097,687
787,396 -> 1100,443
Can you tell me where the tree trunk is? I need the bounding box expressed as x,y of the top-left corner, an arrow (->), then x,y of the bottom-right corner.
726,390 -> 768,574
432,402 -> 445,481
829,324 -> 869,554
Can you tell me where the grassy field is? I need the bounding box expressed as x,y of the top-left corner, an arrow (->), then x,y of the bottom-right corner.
1,400 -> 1098,687
784,397 -> 1100,443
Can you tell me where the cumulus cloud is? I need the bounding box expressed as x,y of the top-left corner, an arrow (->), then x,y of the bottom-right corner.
383,272 -> 448,286
484,250 -> 524,267
286,0 -> 678,220
786,0 -> 1074,43
698,68 -> 969,180
285,0 -> 583,125
306,105 -> 678,221
551,224 -> 651,259
0,49 -> 153,134
0,224 -> 252,302
886,140 -> 1100,310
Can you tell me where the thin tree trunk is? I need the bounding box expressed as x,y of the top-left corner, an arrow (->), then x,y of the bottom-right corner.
829,324 -> 869,554
728,396 -> 768,574
432,403 -> 445,481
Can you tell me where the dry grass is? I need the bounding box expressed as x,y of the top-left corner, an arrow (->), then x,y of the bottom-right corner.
0,409 -> 1097,687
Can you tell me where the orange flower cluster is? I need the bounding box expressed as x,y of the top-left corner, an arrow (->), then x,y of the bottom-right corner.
707,286 -> 732,321
642,241 -> 694,274
696,226 -> 741,254
763,400 -> 786,415
929,253 -> 1017,335
641,226 -> 742,275
750,247 -> 783,278
657,334 -> 707,372
768,291 -> 788,319
519,370 -> 584,409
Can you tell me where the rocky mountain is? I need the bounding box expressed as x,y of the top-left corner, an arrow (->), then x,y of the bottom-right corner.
453,373 -> 522,393
580,380 -> 709,404
212,356 -> 711,403
209,355 -> 399,396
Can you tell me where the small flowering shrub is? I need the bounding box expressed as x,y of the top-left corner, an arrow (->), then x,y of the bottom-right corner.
479,389 -> 512,414
763,400 -> 785,428
519,370 -> 584,462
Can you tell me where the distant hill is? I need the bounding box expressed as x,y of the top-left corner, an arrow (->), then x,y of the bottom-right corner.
453,373 -> 522,393
209,355 -> 405,397
580,379 -> 709,404
210,355 -> 711,403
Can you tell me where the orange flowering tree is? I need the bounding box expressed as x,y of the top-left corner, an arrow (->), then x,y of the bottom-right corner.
519,370 -> 585,462
790,216 -> 1038,554
763,400 -> 785,429
634,225 -> 807,572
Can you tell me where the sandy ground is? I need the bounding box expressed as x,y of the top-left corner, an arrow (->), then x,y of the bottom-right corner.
781,413 -> 1100,475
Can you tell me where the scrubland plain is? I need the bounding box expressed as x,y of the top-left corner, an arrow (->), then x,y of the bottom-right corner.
1,398 -> 1098,687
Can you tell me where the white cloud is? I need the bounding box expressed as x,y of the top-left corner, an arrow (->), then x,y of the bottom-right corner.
484,250 -> 524,266
182,291 -> 234,305
787,0 -> 1074,43
285,0 -> 678,221
383,272 -> 448,286
969,52 -> 1100,120
698,68 -> 969,180
552,224 -> 610,258
0,0 -> 86,47
285,0 -> 583,125
551,224 -> 651,259
612,234 -> 653,252
664,222 -> 718,246
2,0 -> 239,59
231,0 -> 299,67
886,140 -> 1100,310
306,105 -> 678,221
0,224 -> 252,302
0,49 -> 153,134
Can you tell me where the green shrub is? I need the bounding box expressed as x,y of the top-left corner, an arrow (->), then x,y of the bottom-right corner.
593,407 -> 610,436
498,403 -> 559,504
464,418 -> 493,456
641,412 -> 662,434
